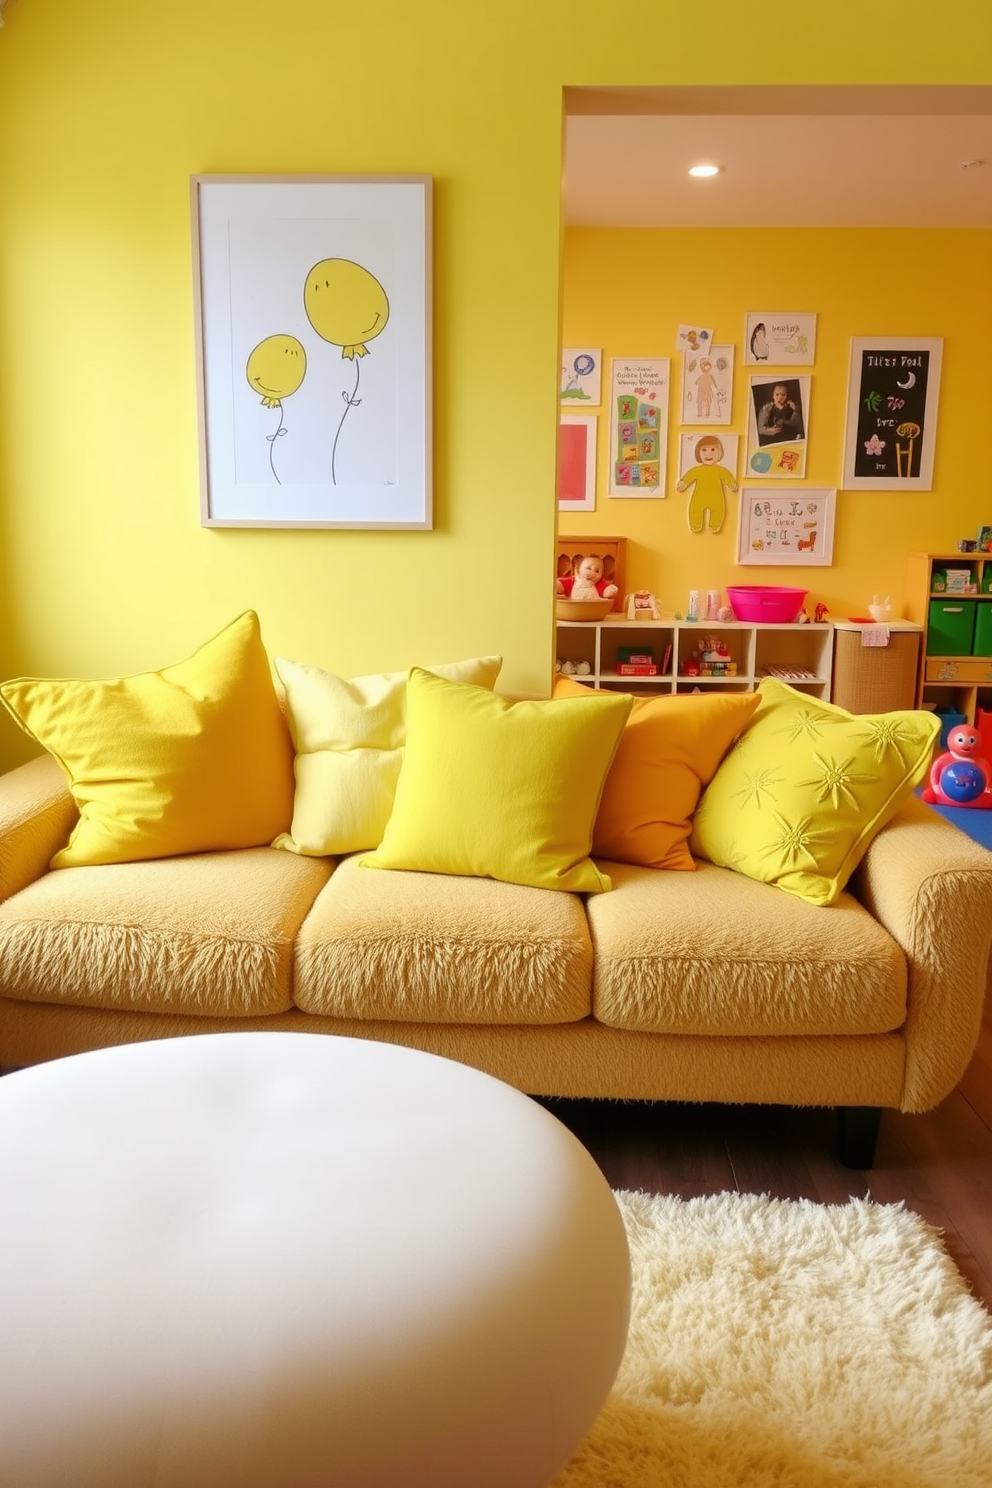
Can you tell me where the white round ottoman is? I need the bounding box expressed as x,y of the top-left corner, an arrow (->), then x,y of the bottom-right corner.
0,1033 -> 630,1488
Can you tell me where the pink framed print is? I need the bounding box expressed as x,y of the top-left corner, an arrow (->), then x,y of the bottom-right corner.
558,415 -> 597,512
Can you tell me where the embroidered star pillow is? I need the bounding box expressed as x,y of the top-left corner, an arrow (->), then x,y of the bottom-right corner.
689,677 -> 939,905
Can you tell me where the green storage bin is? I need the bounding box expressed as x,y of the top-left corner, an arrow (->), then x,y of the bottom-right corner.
974,602 -> 992,655
927,599 -> 975,655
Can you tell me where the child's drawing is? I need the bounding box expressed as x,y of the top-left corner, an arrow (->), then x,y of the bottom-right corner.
680,345 -> 734,426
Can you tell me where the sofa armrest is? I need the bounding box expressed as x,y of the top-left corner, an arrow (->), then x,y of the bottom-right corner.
853,795 -> 992,1111
0,755 -> 77,903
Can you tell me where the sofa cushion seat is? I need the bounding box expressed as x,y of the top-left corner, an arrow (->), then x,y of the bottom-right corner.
293,854 -> 593,1024
0,849 -> 332,1018
587,859 -> 907,1037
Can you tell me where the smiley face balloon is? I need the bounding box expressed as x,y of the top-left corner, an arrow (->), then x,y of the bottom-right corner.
304,259 -> 389,360
246,334 -> 307,407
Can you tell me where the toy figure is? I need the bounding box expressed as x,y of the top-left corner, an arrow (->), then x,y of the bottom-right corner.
677,435 -> 738,536
557,554 -> 618,601
922,723 -> 992,809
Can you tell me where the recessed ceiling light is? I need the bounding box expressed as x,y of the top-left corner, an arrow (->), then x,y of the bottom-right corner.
688,164 -> 720,178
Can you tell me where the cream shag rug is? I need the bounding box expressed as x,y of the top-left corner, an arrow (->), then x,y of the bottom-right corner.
553,1190 -> 992,1488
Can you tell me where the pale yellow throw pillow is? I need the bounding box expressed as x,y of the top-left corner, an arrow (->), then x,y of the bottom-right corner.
363,667 -> 632,892
272,653 -> 503,856
689,677 -> 940,906
0,611 -> 295,868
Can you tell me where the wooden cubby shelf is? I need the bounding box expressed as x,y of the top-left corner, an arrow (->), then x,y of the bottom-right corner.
555,618 -> 833,699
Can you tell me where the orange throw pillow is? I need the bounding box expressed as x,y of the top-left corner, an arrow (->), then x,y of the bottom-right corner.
554,678 -> 760,870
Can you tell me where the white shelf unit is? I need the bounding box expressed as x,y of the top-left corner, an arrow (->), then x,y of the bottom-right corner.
555,618 -> 833,699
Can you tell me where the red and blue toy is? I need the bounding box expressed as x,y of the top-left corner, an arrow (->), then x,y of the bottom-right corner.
922,723 -> 992,809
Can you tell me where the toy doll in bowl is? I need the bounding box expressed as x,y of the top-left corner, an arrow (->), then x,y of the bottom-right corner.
557,554 -> 618,602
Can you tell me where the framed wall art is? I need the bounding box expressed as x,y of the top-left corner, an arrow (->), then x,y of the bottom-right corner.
607,357 -> 669,497
558,416 -> 597,511
743,312 -> 817,366
736,487 -> 836,566
680,344 -> 734,426
842,337 -> 942,491
745,374 -> 810,479
192,174 -> 432,529
560,348 -> 602,406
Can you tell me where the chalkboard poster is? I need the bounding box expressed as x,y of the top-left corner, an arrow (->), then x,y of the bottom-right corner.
842,337 -> 942,491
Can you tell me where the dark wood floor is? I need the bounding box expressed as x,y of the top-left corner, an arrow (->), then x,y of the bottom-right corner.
540,995 -> 992,1313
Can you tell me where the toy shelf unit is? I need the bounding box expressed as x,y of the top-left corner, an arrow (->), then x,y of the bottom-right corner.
555,618 -> 833,699
906,552 -> 992,726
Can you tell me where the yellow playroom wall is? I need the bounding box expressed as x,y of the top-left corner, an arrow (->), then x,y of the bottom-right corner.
561,226 -> 992,619
0,0 -> 990,767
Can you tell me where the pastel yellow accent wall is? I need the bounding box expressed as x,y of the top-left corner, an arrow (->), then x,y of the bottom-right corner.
562,227 -> 992,617
1,0 -> 991,766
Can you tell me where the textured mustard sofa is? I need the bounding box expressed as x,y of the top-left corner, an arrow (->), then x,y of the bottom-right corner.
2,750 -> 991,1168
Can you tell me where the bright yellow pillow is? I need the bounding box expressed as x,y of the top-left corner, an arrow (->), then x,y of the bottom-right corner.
363,668 -> 632,892
0,611 -> 295,869
554,677 -> 760,869
272,653 -> 503,856
689,677 -> 940,906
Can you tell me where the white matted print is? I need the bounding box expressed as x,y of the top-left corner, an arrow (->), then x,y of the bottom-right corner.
842,337 -> 942,490
561,348 -> 602,406
744,312 -> 817,366
680,344 -> 734,425
746,374 -> 810,479
737,487 -> 835,565
558,416 -> 597,511
192,174 -> 432,529
608,358 -> 669,497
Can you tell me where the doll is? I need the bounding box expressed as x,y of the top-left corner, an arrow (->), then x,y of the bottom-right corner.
557,554 -> 618,602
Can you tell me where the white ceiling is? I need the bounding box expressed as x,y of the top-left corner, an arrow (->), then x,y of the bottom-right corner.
563,86 -> 992,228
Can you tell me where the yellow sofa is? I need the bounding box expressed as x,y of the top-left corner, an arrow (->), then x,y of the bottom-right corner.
2,752 -> 991,1168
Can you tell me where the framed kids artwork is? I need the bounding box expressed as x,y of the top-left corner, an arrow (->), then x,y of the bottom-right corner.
745,375 -> 810,479
192,173 -> 433,529
842,337 -> 942,490
560,348 -> 602,406
680,344 -> 734,426
607,358 -> 670,497
736,487 -> 836,566
557,416 -> 597,511
743,312 -> 817,366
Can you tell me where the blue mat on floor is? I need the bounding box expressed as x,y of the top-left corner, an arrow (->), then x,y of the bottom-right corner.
920,795 -> 992,852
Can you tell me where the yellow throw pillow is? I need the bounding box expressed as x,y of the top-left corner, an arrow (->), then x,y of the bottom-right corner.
554,677 -> 760,869
0,611 -> 295,869
689,677 -> 940,906
272,653 -> 503,856
363,668 -> 632,892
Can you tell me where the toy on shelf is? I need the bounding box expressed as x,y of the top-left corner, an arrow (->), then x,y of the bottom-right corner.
690,635 -> 737,678
922,723 -> 992,810
623,589 -> 662,620
557,554 -> 618,602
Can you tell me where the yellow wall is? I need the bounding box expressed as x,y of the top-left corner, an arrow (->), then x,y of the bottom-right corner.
562,226 -> 992,618
1,0 -> 991,766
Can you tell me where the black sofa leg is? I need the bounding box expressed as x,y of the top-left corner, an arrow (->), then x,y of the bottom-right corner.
837,1105 -> 882,1169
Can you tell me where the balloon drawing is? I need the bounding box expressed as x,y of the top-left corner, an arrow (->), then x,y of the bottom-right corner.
245,334 -> 307,484
304,258 -> 390,485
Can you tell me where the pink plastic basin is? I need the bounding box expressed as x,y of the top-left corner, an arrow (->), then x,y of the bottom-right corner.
727,585 -> 808,623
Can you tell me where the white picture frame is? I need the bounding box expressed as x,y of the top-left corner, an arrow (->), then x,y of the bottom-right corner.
192,173 -> 432,529
736,487 -> 836,566
744,312 -> 817,366
560,347 -> 602,406
557,416 -> 597,512
842,337 -> 943,491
